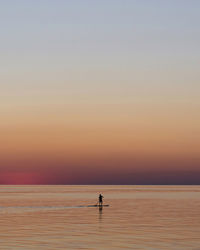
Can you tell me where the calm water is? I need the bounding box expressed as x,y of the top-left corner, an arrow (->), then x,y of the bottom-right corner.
0,185 -> 200,249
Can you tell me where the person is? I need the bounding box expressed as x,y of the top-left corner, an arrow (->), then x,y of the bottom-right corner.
99,194 -> 104,206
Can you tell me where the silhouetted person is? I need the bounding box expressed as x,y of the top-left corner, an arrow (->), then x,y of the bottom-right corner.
99,194 -> 104,206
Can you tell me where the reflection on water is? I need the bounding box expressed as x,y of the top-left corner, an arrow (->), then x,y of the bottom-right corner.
99,206 -> 103,221
0,185 -> 200,249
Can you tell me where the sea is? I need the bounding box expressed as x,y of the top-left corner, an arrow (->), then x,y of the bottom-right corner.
0,185 -> 199,249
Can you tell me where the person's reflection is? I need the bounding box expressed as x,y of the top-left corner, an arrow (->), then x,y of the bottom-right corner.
99,206 -> 103,221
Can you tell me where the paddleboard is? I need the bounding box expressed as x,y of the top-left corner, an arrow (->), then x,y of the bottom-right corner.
88,205 -> 109,207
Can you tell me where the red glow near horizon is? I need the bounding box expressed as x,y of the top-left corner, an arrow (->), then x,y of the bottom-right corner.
0,172 -> 45,185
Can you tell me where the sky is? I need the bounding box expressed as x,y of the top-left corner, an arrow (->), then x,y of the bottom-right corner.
0,0 -> 200,184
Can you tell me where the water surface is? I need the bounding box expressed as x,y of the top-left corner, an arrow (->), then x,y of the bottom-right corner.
0,185 -> 199,249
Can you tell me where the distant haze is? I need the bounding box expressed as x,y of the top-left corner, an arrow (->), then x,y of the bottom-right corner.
0,1 -> 199,184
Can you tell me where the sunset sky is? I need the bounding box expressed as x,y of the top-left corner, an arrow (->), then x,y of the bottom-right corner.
0,1 -> 200,184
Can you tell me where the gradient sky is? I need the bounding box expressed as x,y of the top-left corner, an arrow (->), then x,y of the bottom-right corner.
0,0 -> 200,184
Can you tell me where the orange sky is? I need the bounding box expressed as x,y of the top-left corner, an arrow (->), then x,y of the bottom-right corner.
0,1 -> 200,184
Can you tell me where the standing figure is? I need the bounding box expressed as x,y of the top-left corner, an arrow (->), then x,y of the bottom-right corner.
99,194 -> 104,206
